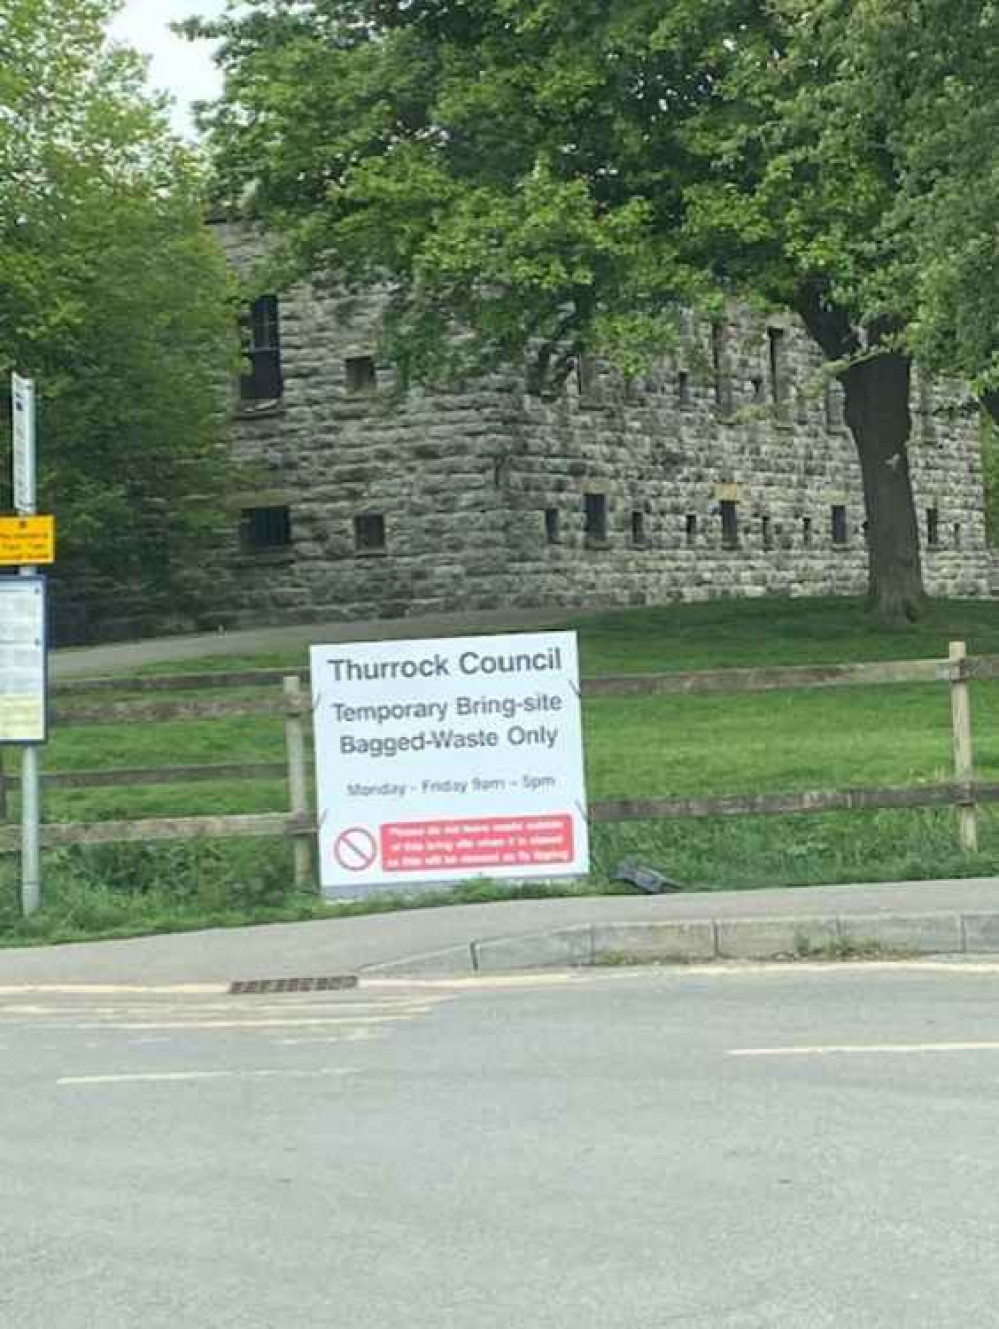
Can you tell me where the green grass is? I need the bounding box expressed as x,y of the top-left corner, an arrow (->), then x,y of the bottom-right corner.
3,594 -> 999,945
115,595 -> 999,676
571,595 -> 999,673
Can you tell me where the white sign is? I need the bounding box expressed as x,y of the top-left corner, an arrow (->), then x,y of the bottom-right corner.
0,577 -> 47,743
11,373 -> 36,515
310,631 -> 589,895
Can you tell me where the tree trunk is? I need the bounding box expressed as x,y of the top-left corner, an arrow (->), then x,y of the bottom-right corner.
841,352 -> 925,626
796,292 -> 927,626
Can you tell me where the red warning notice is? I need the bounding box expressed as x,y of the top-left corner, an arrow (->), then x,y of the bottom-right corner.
380,814 -> 574,873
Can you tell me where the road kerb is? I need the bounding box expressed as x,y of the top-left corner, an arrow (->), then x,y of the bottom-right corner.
352,908 -> 999,978
471,926 -> 594,974
591,921 -> 716,963
361,944 -> 476,978
959,913 -> 999,953
837,911 -> 963,955
715,916 -> 840,961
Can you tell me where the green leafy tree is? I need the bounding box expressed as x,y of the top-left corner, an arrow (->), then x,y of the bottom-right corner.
835,1 -> 999,400
0,0 -> 237,640
193,0 -> 998,623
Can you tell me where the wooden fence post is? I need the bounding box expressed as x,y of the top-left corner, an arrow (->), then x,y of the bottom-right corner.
949,640 -> 978,853
283,675 -> 313,889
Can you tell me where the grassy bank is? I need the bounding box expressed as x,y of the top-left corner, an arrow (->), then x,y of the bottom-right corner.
3,595 -> 999,944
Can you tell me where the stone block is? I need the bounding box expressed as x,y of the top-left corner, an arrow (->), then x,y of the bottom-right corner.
591,921 -> 716,964
716,916 -> 839,960
361,945 -> 476,978
837,911 -> 963,955
960,913 -> 999,954
471,926 -> 593,973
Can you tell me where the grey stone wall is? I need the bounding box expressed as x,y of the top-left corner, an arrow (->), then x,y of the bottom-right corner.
215,223 -> 991,631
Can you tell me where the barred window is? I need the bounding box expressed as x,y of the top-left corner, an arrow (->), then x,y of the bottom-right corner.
585,493 -> 607,542
240,505 -> 291,552
831,505 -> 848,546
768,327 -> 790,422
926,508 -> 940,548
354,513 -> 386,552
721,500 -> 739,548
240,296 -> 282,402
345,356 -> 377,394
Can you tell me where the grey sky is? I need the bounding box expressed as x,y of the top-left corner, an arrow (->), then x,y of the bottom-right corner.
109,1 -> 228,136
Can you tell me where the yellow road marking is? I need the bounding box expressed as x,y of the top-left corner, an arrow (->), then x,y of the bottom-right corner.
0,984 -> 228,996
66,1014 -> 421,1031
366,973 -> 582,989
0,1000 -> 439,1018
278,1030 -> 377,1045
58,1067 -> 358,1087
730,1041 -> 999,1058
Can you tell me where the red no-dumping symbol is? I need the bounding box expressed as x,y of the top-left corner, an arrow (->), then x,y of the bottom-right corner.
333,826 -> 378,872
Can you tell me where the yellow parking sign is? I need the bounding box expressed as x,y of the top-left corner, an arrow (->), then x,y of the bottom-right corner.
0,515 -> 56,566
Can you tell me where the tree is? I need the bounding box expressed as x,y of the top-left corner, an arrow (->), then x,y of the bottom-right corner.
0,0 -> 237,640
828,0 -> 999,423
193,0 -> 998,623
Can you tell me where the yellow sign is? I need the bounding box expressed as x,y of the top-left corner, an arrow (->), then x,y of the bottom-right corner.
0,515 -> 56,565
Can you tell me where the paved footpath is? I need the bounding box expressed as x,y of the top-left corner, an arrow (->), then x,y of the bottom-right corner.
51,606 -> 581,677
3,878 -> 999,986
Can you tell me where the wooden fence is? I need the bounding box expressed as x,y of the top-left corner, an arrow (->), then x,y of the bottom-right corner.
0,640 -> 997,880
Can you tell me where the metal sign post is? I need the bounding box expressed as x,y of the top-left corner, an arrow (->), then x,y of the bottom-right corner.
10,373 -> 42,914
12,373 -> 37,518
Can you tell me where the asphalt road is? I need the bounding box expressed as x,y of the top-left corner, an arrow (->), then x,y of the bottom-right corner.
5,960 -> 999,1328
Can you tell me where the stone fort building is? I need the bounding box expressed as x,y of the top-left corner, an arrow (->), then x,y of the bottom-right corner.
214,223 -> 990,630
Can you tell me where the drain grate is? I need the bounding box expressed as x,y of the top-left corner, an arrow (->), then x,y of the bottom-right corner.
229,975 -> 359,995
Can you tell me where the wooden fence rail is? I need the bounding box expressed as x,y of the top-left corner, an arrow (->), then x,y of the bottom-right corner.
0,672 -> 320,885
583,658 -> 946,696
52,696 -> 293,726
1,644 -> 996,874
0,813 -> 311,851
51,669 -> 301,695
44,655 -> 968,703
0,762 -> 290,792
590,781 -> 999,823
